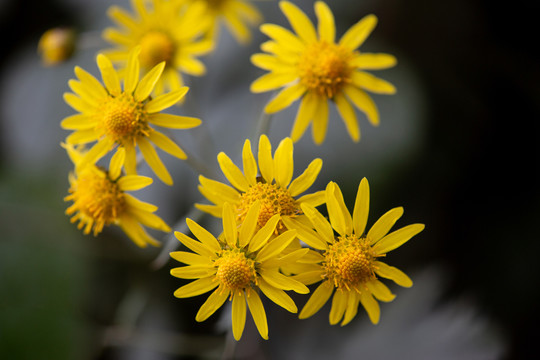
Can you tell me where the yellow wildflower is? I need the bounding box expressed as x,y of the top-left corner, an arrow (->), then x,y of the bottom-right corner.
171,202 -> 308,340
103,0 -> 213,94
61,47 -> 201,185
297,178 -> 424,325
64,144 -> 170,247
196,135 -> 325,231
38,27 -> 76,66
251,1 -> 397,144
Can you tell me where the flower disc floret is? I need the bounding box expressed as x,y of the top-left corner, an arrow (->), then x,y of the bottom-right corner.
215,249 -> 257,292
99,93 -> 150,143
139,31 -> 175,69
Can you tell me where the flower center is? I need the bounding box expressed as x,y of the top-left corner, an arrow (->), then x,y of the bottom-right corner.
298,41 -> 353,98
237,182 -> 299,228
324,235 -> 377,291
139,31 -> 175,69
65,167 -> 126,236
205,0 -> 226,10
98,93 -> 150,144
215,250 -> 257,291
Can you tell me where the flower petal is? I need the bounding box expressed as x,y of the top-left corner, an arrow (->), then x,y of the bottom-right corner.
374,261 -> 413,287
279,1 -> 317,43
246,290 -> 268,340
300,203 -> 333,244
174,231 -> 216,258
366,279 -> 395,302
251,72 -> 298,93
134,61 -> 166,101
281,216 -> 327,250
311,96 -> 329,145
264,82 -> 306,114
352,71 -> 396,94
359,290 -> 380,324
109,147 -> 125,180
257,230 -> 297,262
173,277 -> 218,298
315,1 -> 335,43
299,282 -> 334,319
242,139 -> 258,186
222,203 -> 238,248
374,224 -> 425,255
186,218 -> 222,253
341,292 -> 360,326
273,137 -> 294,188
138,137 -> 173,185
352,177 -> 370,236
148,113 -> 201,129
339,14 -> 378,50
148,130 -> 187,160
329,290 -> 348,325
343,84 -> 379,126
351,53 -> 397,70
96,54 -> 121,96
239,201 -> 261,248
145,87 -> 189,113
117,175 -> 153,191
334,93 -> 360,142
325,182 -> 353,236
248,214 -> 280,253
290,91 -> 318,142
288,158 -> 322,196
217,152 -> 249,192
196,287 -> 229,322
258,279 -> 297,313
367,206 -> 404,244
258,134 -> 274,183
124,46 -> 141,94
260,24 -> 305,52
232,292 -> 247,341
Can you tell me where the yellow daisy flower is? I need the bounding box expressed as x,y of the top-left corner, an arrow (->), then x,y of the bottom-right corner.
103,0 -> 213,94
250,1 -> 397,144
195,134 -> 325,231
61,47 -> 201,185
64,144 -> 170,247
184,0 -> 262,44
171,202 -> 308,340
38,27 -> 76,66
296,178 -> 424,325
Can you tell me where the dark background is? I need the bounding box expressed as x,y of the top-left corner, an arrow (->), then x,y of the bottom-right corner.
1,0 -> 538,359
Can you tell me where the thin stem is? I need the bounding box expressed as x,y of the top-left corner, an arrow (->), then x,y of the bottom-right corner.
150,205 -> 206,270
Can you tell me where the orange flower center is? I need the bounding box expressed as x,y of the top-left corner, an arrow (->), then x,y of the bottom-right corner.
237,182 -> 299,228
215,250 -> 257,291
139,31 -> 175,69
98,93 -> 150,144
324,235 -> 378,291
298,41 -> 353,98
65,167 -> 126,236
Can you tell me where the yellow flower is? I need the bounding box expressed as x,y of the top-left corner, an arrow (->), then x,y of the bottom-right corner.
103,0 -> 213,94
250,1 -> 397,144
296,178 -> 424,325
184,0 -> 262,44
61,47 -> 201,185
196,135 -> 325,232
38,27 -> 76,66
171,202 -> 308,340
63,144 -> 170,247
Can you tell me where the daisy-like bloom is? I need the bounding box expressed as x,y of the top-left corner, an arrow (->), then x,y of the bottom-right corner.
63,144 -> 170,247
171,202 -> 308,340
183,0 -> 262,44
296,178 -> 424,325
62,47 -> 201,185
38,27 -> 76,66
250,1 -> 397,144
195,134 -> 325,232
103,0 -> 213,94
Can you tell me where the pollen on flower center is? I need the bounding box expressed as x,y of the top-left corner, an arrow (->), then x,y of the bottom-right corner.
298,41 -> 353,98
237,182 -> 299,228
65,168 -> 126,236
324,235 -> 377,291
139,31 -> 175,69
215,250 -> 257,291
99,93 -> 149,143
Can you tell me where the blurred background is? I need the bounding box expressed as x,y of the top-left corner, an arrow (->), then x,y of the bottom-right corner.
0,0 -> 538,359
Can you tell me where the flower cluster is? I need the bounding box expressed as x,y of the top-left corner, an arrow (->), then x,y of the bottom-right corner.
54,0 -> 424,342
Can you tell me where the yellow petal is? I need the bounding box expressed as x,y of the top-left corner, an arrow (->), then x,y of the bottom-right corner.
300,203 -> 333,244
351,53 -> 397,70
341,291 -> 360,326
124,142 -> 137,175
239,201 -> 260,248
124,193 -> 157,213
352,71 -> 396,94
260,24 -> 305,52
222,203 -> 238,248
315,1 -> 335,43
299,282 -> 334,319
174,277 -> 218,298
288,158 -> 322,196
134,61 -> 166,101
61,114 -> 96,130
334,93 -> 360,142
217,152 -> 249,192
251,72 -> 298,93
359,291 -> 380,324
198,175 -> 241,205
138,137 -> 173,185
290,91 -> 318,142
170,251 -> 212,266
367,207 -> 404,244
281,216 -> 327,250
242,139 -> 258,186
196,287 -> 229,322
148,130 -> 187,160
148,113 -> 201,129
329,290 -> 348,325
311,96 -> 329,145
74,66 -> 108,99
68,80 -> 99,107
343,84 -> 379,126
325,182 -> 352,236
352,177 -> 370,236
374,224 -> 425,255
63,93 -> 94,114
374,261 -> 413,287
257,229 -> 297,262
246,290 -> 268,340
124,46 -> 141,94
366,280 -> 395,302
297,190 -> 326,207
117,175 -> 152,191
96,54 -> 121,96
258,278 -> 297,313
273,137 -> 294,188
258,135 -> 274,183
107,5 -> 138,31
170,266 -> 215,279
248,214 -> 280,253
260,270 -> 309,294
178,56 -> 206,76
79,138 -> 112,166
339,14 -> 377,50
145,87 -> 189,113
186,218 -> 222,253
174,231 -> 215,258
65,129 -> 98,145
279,1 -> 317,43
232,292 -> 247,341
109,147 -> 125,180
264,82 -> 306,114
